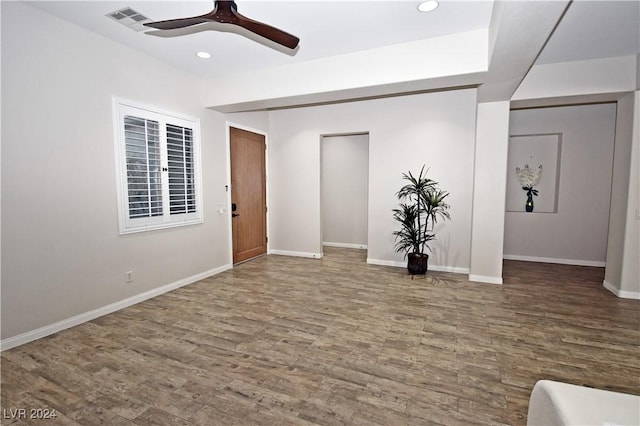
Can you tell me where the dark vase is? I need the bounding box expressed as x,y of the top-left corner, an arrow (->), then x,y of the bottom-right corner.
526,192 -> 534,212
407,252 -> 429,275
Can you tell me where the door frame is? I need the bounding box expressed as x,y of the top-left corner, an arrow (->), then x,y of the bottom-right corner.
225,121 -> 270,266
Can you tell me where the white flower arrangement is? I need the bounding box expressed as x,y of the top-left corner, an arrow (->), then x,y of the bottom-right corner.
515,164 -> 542,189
516,164 -> 542,212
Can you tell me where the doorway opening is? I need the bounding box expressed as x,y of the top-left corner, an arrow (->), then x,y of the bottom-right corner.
503,103 -> 617,282
320,133 -> 370,260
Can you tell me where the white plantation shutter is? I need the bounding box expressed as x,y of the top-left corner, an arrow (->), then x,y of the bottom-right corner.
166,124 -> 197,215
114,100 -> 203,234
124,116 -> 163,218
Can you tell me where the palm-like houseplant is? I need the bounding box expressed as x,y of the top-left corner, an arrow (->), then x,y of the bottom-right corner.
393,166 -> 451,274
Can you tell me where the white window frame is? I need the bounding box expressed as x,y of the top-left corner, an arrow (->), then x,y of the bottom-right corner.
113,98 -> 203,234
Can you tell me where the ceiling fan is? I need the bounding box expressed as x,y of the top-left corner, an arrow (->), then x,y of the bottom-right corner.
144,0 -> 300,52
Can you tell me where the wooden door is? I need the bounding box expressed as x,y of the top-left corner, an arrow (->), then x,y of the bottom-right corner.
230,127 -> 267,264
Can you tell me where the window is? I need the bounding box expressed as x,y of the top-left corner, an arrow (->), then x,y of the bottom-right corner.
114,99 -> 203,234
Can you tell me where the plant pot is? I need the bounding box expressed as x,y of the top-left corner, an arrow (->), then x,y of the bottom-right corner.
407,252 -> 429,275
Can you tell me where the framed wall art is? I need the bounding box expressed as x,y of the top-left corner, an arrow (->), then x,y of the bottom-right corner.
506,133 -> 562,213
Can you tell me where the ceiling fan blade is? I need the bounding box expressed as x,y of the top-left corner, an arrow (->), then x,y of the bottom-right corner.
144,17 -> 209,30
144,0 -> 300,51
235,15 -> 300,50
145,1 -> 236,31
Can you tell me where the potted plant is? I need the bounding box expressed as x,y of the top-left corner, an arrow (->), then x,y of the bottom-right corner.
393,166 -> 451,275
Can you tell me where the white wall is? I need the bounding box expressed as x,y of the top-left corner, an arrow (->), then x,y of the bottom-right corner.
604,91 -> 640,299
636,53 -> 640,89
619,92 -> 639,296
268,89 -> 477,271
505,104 -> 617,265
512,56 -> 637,101
605,95 -> 634,292
225,111 -> 270,134
1,2 -> 231,344
469,102 -> 510,284
321,134 -> 369,248
202,30 -> 488,112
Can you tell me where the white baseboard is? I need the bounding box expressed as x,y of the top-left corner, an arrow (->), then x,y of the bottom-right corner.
0,264 -> 232,352
269,250 -> 323,259
323,242 -> 368,250
503,254 -> 605,267
469,274 -> 503,285
432,265 -> 470,274
366,258 -> 404,268
603,280 -> 640,300
366,258 -> 469,275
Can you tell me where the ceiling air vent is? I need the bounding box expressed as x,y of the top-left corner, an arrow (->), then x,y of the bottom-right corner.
106,7 -> 151,32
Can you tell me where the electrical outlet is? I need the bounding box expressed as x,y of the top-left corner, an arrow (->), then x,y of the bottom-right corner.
126,271 -> 133,283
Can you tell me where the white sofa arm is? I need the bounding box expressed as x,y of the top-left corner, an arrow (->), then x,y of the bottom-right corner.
528,380 -> 640,426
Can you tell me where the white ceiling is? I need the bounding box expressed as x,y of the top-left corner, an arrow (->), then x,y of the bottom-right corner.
536,0 -> 639,65
29,0 -> 639,80
27,0 -> 640,107
29,0 -> 494,79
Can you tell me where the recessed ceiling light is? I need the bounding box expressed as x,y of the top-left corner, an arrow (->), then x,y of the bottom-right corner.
418,0 -> 439,12
196,51 -> 212,59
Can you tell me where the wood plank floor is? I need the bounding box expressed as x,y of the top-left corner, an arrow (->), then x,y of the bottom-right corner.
2,247 -> 639,425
